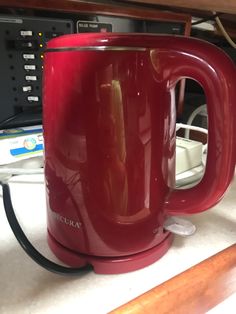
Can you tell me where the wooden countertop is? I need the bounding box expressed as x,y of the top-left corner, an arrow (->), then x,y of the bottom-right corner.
110,244 -> 236,314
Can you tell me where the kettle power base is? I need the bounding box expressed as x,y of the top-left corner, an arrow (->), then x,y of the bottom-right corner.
47,231 -> 173,274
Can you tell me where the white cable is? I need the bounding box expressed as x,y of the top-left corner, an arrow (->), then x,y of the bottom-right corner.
176,123 -> 208,135
184,105 -> 207,139
213,11 -> 236,49
0,168 -> 44,175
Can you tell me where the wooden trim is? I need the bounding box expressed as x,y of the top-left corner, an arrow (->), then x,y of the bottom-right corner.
109,244 -> 236,314
0,0 -> 191,24
122,0 -> 236,15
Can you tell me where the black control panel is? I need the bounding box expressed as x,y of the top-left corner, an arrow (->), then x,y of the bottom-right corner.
0,10 -> 187,128
0,15 -> 73,127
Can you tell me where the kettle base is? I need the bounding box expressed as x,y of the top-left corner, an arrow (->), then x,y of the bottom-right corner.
47,231 -> 173,274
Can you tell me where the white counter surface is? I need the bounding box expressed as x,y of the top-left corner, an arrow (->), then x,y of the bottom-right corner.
0,174 -> 236,314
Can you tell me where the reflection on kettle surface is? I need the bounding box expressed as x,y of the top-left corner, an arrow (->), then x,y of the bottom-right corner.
97,81 -> 128,217
93,76 -> 156,224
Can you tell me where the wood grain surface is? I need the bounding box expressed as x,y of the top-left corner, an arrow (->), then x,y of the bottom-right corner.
110,244 -> 236,314
0,0 -> 191,23
122,0 -> 236,14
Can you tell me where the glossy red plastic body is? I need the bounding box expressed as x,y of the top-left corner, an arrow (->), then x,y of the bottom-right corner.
43,34 -> 236,273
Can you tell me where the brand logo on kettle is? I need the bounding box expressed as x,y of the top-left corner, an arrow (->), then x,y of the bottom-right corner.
51,211 -> 82,229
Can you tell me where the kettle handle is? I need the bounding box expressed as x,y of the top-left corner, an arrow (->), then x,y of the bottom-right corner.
164,41 -> 236,215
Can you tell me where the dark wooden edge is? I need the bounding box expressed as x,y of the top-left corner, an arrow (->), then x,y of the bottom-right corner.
0,0 -> 191,26
121,0 -> 236,15
109,244 -> 236,314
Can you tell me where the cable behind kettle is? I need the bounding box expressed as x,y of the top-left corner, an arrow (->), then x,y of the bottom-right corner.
0,181 -> 93,275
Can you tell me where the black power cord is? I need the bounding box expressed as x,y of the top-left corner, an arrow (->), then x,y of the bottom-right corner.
0,182 -> 93,275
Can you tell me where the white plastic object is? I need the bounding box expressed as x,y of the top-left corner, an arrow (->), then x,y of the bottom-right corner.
164,216 -> 196,236
0,125 -> 43,165
176,136 -> 203,175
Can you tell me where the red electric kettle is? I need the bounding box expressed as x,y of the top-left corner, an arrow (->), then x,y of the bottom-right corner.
2,33 -> 236,275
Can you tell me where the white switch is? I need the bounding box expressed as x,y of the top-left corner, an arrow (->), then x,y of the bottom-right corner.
24,64 -> 36,71
27,96 -> 39,102
20,30 -> 33,37
22,86 -> 32,92
23,54 -> 35,60
25,75 -> 37,81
